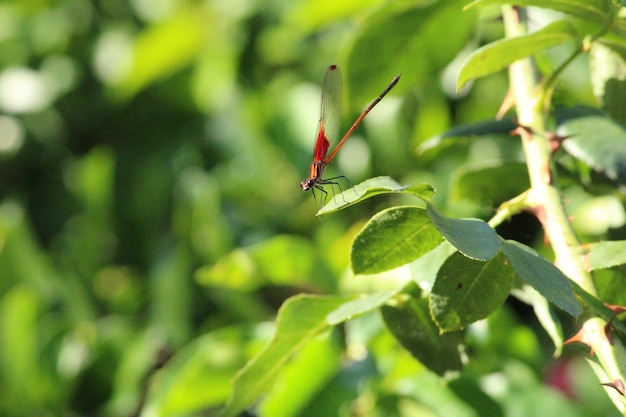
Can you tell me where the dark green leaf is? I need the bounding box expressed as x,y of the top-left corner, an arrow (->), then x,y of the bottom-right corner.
451,163 -> 530,206
430,252 -> 515,332
588,241 -> 626,270
220,294 -> 354,417
426,203 -> 501,260
569,279 -> 626,334
501,240 -> 582,316
351,206 -> 443,275
458,20 -> 577,90
464,0 -> 614,22
381,285 -> 464,375
557,106 -> 626,182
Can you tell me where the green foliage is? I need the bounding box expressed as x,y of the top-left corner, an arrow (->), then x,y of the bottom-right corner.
2,0 -> 626,416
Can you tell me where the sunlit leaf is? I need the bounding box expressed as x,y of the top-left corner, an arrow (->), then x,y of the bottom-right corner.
317,177 -> 435,215
381,284 -> 464,376
195,235 -> 316,290
327,291 -> 398,324
144,327 -> 253,416
351,206 -> 443,275
557,106 -> 626,182
0,286 -> 42,410
430,252 -> 514,332
426,203 -> 501,260
464,0 -> 614,22
113,12 -> 203,97
457,20 -> 577,90
220,294 -> 354,417
258,336 -> 341,417
588,241 -> 626,270
501,240 -> 582,316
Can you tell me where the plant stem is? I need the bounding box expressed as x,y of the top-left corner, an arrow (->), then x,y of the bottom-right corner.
501,5 -> 626,412
502,5 -> 593,296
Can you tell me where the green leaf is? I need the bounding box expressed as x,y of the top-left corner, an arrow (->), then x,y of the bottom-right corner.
144,327 -> 253,416
430,252 -> 515,332
569,279 -> 626,334
258,336 -> 341,417
345,0 -> 476,104
464,0 -> 614,22
220,294 -> 354,417
557,106 -> 626,182
588,240 -> 626,270
419,118 -> 518,154
195,235 -> 317,290
381,284 -> 464,376
317,177 -> 435,215
510,285 -> 564,354
426,203 -> 501,260
113,12 -> 203,97
0,286 -> 42,410
457,20 -> 577,90
501,240 -> 582,316
590,41 -> 626,126
598,33 -> 626,62
327,290 -> 398,324
451,163 -> 530,206
351,206 -> 443,275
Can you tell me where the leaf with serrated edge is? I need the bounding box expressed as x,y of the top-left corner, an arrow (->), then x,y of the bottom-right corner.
430,252 -> 514,332
317,177 -> 435,215
426,203 -> 500,260
381,286 -> 464,375
501,240 -> 581,316
351,206 -> 443,275
589,241 -> 626,270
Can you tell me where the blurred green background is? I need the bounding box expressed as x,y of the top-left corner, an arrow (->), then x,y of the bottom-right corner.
0,0 -> 622,416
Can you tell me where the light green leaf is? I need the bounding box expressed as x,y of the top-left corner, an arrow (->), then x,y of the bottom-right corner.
220,294 -> 354,417
317,177 -> 435,215
588,240 -> 626,270
143,327 -> 252,416
464,0 -> 614,22
113,12 -> 203,97
327,291 -> 398,324
457,20 -> 577,90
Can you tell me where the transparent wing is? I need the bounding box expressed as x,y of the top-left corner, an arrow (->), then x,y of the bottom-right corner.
312,65 -> 342,162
